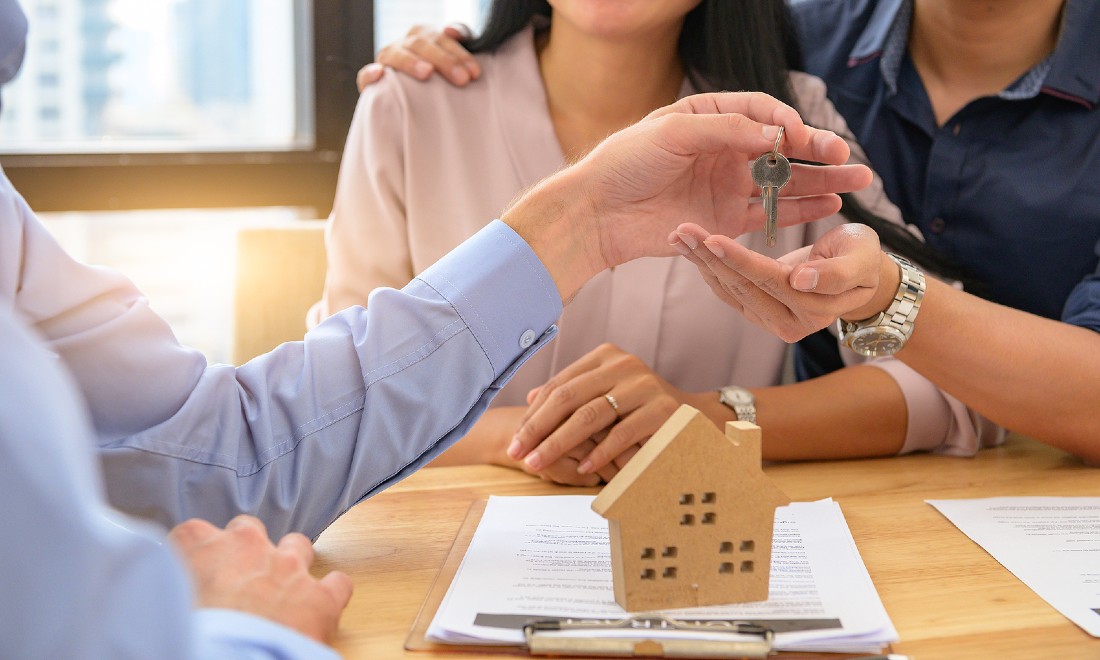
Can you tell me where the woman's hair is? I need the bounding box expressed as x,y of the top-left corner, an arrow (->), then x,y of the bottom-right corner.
465,0 -> 799,106
464,0 -> 974,285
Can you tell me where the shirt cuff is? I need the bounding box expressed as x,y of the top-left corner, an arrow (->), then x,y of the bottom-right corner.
193,609 -> 339,659
414,219 -> 563,379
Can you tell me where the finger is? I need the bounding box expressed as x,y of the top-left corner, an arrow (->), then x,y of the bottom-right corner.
375,46 -> 433,80
522,347 -> 614,416
595,461 -> 620,483
677,232 -> 803,339
167,518 -> 219,551
356,63 -> 385,92
522,391 -> 619,471
667,233 -> 747,313
648,92 -> 852,166
647,112 -> 784,163
320,571 -> 355,609
403,35 -> 470,85
579,404 -> 674,474
511,352 -> 618,459
443,23 -> 473,40
226,514 -> 268,536
612,444 -> 641,469
647,91 -> 802,138
435,28 -> 480,81
790,257 -> 876,296
779,163 -> 873,198
699,237 -> 866,340
277,532 -> 315,566
536,441 -> 602,487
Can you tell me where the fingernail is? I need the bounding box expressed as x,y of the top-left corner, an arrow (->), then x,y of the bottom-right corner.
578,460 -> 593,475
704,240 -> 725,259
451,66 -> 469,83
792,267 -> 819,291
414,61 -> 432,78
507,438 -> 522,460
525,451 -> 542,471
669,239 -> 691,256
676,231 -> 698,250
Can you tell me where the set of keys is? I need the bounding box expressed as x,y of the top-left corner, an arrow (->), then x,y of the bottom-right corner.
750,126 -> 792,247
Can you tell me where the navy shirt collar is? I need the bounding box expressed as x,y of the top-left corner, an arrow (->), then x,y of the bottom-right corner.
846,0 -> 1100,108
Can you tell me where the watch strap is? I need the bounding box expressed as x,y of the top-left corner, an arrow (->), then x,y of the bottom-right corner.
718,386 -> 757,424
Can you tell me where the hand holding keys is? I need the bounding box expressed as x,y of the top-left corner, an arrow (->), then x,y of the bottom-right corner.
751,126 -> 792,247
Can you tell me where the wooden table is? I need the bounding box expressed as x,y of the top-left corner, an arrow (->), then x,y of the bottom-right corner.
313,436 -> 1100,659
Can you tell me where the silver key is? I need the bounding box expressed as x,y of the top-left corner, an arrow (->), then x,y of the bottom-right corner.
751,127 -> 792,247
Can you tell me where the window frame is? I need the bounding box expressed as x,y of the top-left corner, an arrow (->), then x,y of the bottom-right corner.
0,0 -> 373,217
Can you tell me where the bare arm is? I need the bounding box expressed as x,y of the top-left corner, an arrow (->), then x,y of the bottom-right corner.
672,225 -> 1100,464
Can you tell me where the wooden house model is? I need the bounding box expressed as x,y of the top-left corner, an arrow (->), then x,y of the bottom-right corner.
592,404 -> 790,612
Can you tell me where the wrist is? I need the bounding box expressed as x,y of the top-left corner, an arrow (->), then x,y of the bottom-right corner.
841,251 -> 902,322
501,166 -> 603,302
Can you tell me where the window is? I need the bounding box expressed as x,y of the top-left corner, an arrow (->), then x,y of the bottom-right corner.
0,1 -> 490,361
374,0 -> 489,54
1,0 -> 366,214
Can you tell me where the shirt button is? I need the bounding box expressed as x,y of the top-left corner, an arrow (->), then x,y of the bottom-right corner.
951,122 -> 961,137
929,217 -> 947,234
519,329 -> 537,349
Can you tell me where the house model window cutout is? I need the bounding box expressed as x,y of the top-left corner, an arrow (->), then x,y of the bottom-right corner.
591,404 -> 790,612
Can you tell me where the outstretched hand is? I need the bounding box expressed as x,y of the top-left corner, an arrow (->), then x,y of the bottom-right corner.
503,91 -> 874,302
669,222 -> 893,342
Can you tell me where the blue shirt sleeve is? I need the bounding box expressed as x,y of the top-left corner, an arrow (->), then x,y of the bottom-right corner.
2,170 -> 564,540
96,219 -> 562,540
1061,239 -> 1100,333
0,309 -> 335,659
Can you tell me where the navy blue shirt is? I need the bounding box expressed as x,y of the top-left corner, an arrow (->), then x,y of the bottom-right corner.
790,0 -> 1100,331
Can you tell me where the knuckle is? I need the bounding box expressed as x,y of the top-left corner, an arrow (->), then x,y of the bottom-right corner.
550,382 -> 577,407
575,402 -> 602,427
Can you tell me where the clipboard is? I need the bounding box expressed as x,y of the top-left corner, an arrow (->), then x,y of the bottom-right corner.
405,499 -> 890,659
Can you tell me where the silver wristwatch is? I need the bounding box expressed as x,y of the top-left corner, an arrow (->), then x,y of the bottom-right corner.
838,253 -> 926,357
718,386 -> 756,423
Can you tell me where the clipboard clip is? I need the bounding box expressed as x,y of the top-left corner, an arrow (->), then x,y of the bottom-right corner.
523,614 -> 774,658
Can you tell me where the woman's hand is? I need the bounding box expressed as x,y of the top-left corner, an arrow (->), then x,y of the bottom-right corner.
508,344 -> 685,477
669,222 -> 894,342
357,24 -> 479,91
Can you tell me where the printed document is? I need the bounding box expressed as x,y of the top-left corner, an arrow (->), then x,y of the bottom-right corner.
928,496 -> 1100,637
427,496 -> 896,653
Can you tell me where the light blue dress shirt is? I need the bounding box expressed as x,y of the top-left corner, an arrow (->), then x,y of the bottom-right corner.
0,167 -> 563,656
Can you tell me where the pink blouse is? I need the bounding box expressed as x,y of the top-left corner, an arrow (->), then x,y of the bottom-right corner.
314,25 -> 1003,457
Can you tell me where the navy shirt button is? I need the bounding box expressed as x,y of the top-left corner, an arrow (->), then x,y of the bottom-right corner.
951,122 -> 961,137
929,217 -> 947,234
519,329 -> 537,349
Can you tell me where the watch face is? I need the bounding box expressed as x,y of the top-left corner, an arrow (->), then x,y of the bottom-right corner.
850,326 -> 906,357
723,388 -> 753,404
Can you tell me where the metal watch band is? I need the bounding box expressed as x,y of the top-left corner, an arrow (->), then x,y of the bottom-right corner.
718,386 -> 757,424
839,253 -> 926,356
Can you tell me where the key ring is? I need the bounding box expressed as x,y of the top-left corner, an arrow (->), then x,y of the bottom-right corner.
771,126 -> 784,160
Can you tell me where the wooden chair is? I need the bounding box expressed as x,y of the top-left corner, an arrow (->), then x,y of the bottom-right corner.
232,221 -> 327,364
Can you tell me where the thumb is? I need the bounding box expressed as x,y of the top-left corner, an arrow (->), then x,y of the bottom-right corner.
321,570 -> 354,610
791,225 -> 881,294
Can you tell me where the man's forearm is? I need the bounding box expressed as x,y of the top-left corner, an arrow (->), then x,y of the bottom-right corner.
900,278 -> 1100,462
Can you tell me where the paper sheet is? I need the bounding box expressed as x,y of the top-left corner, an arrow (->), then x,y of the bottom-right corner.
427,496 -> 896,653
928,496 -> 1100,637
